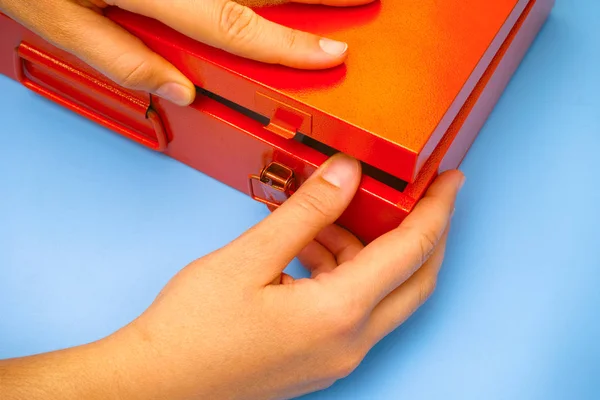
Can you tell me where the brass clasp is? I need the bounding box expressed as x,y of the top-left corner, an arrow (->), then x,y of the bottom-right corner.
249,162 -> 295,208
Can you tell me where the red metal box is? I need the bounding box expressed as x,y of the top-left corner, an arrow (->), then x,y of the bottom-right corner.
0,0 -> 554,243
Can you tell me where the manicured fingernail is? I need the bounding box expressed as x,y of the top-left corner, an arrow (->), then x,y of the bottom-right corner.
155,82 -> 193,106
321,154 -> 359,188
459,175 -> 466,190
319,38 -> 348,57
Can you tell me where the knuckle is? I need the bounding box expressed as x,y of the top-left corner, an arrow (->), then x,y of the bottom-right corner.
418,276 -> 438,305
321,294 -> 365,337
282,28 -> 299,51
218,1 -> 258,44
292,190 -> 335,221
416,228 -> 439,264
333,352 -> 364,379
112,57 -> 154,89
335,312 -> 362,337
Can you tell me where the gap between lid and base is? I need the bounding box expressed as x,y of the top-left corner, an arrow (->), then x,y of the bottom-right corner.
195,86 -> 410,193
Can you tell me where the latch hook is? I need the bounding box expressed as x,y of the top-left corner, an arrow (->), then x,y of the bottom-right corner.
249,162 -> 296,208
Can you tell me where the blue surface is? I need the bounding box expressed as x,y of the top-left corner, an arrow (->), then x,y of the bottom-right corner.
1,1 -> 600,399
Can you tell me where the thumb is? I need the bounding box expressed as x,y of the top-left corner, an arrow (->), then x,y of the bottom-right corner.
234,154 -> 361,283
108,0 -> 349,69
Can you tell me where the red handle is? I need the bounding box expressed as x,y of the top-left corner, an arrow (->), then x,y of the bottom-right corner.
14,42 -> 168,151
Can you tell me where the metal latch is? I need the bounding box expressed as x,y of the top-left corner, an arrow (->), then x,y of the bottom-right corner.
249,162 -> 296,208
255,92 -> 312,139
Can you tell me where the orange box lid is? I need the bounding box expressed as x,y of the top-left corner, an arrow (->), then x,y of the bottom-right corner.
108,0 -> 528,183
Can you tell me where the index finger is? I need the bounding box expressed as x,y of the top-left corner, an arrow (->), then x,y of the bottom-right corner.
331,170 -> 465,308
106,0 -> 355,69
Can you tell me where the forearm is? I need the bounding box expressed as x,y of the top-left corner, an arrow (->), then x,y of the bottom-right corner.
0,333 -> 143,400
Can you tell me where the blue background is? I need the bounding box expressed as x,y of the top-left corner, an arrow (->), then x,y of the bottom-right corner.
1,1 -> 599,398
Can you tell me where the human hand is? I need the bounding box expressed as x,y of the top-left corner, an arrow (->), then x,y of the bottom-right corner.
0,0 -> 370,107
95,154 -> 464,400
0,154 -> 464,399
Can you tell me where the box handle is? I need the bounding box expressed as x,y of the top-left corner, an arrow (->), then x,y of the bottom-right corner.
14,42 -> 168,152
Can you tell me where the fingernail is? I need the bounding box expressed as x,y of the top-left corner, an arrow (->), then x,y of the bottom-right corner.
155,82 -> 194,106
319,38 -> 348,57
321,154 -> 359,188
